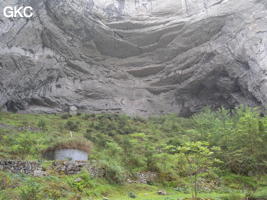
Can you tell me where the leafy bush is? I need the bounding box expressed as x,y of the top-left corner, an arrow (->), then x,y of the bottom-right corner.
10,132 -> 38,159
42,180 -> 69,200
68,171 -> 95,193
37,120 -> 47,131
252,186 -> 267,199
64,120 -> 80,131
61,114 -> 72,119
85,114 -> 138,136
99,160 -> 127,184
0,172 -> 14,190
222,174 -> 258,190
19,182 -> 40,200
128,192 -> 137,198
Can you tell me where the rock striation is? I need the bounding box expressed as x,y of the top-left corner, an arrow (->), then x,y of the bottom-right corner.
0,0 -> 267,116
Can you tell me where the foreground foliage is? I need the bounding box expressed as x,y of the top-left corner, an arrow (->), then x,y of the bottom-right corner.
0,106 -> 266,199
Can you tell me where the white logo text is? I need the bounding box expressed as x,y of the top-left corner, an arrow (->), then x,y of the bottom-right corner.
3,6 -> 33,18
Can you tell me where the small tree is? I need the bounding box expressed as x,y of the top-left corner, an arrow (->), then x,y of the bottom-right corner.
178,141 -> 221,199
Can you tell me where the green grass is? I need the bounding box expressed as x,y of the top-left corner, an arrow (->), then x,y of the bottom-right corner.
253,186 -> 267,198
0,168 -> 249,200
94,185 -> 244,200
0,110 -> 267,199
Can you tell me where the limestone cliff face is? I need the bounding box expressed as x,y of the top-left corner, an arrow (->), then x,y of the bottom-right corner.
0,0 -> 267,116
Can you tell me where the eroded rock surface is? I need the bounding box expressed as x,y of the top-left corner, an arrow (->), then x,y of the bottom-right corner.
0,0 -> 267,116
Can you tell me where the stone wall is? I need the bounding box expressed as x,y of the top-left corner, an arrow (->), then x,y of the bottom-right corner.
0,160 -> 42,175
0,160 -> 101,177
51,160 -> 104,176
0,160 -> 157,183
128,172 -> 157,184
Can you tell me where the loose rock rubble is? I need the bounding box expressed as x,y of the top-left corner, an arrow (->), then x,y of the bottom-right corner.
0,160 -> 42,175
0,160 -> 156,183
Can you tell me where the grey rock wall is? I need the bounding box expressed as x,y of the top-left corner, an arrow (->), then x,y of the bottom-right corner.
0,160 -> 103,176
0,160 -> 42,175
0,0 -> 267,116
0,160 -> 156,183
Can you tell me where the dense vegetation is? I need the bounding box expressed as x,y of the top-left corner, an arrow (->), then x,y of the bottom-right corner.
0,106 -> 266,199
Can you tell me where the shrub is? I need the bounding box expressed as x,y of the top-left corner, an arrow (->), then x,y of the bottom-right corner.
82,114 -> 91,120
19,182 -> 40,200
0,172 -> 14,190
65,120 -> 80,132
37,120 -> 47,131
99,160 -> 127,184
10,132 -> 37,159
61,114 -> 71,119
0,191 -> 18,200
42,181 -> 69,200
67,171 -> 95,193
250,186 -> 267,199
128,192 -> 137,198
21,121 -> 29,128
222,174 -> 257,190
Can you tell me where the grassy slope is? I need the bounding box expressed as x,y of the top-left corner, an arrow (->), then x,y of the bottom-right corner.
0,111 -> 266,199
0,171 -> 245,200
